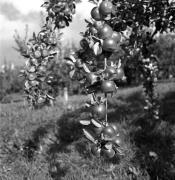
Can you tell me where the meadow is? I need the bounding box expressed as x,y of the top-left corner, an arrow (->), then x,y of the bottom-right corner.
0,81 -> 175,180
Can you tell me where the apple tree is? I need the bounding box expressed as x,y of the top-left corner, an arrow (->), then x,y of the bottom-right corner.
63,0 -> 175,158
17,0 -> 77,108
19,0 -> 175,158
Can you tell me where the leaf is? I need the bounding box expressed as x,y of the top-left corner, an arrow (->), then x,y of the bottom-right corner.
115,147 -> 125,155
84,102 -> 91,107
65,60 -> 74,66
82,63 -> 91,73
129,166 -> 139,176
91,36 -> 103,44
69,69 -> 75,78
25,81 -> 30,90
64,57 -> 72,61
93,42 -> 102,56
20,69 -> 25,74
84,19 -> 93,25
49,50 -> 57,55
91,119 -> 102,128
25,59 -> 31,67
117,59 -> 122,68
46,94 -> 55,100
79,120 -> 91,125
69,55 -> 77,63
41,2 -> 49,7
79,78 -> 86,84
28,66 -> 36,73
83,129 -> 96,144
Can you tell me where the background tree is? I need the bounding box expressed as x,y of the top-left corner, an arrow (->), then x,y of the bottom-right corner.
153,34 -> 175,79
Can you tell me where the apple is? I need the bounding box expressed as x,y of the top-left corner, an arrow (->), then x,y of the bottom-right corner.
91,145 -> 101,157
52,5 -> 60,13
94,126 -> 103,135
75,59 -> 82,68
101,126 -> 115,139
42,49 -> 49,57
89,26 -> 98,35
31,58 -> 38,66
112,31 -> 121,43
102,37 -> 117,52
48,37 -> 57,45
58,20 -> 66,28
64,6 -> 70,15
94,21 -> 104,31
101,147 -> 115,158
30,80 -> 39,87
101,80 -> 116,93
37,96 -> 46,104
112,67 -> 125,80
34,50 -> 41,59
112,136 -> 122,146
104,66 -> 117,79
99,1 -> 113,16
91,7 -> 101,21
92,103 -> 106,119
98,24 -> 113,39
38,66 -> 47,73
110,123 -> 118,132
86,73 -> 98,84
27,66 -> 36,73
28,73 -> 37,81
80,39 -> 89,49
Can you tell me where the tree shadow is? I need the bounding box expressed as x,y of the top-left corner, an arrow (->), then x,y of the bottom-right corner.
160,91 -> 175,125
21,89 -> 175,179
121,90 -> 175,179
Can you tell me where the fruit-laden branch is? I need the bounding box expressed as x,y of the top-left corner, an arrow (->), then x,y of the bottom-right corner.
18,0 -> 77,108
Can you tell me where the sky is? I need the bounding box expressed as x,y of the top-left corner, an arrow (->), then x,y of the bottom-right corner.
0,0 -> 95,66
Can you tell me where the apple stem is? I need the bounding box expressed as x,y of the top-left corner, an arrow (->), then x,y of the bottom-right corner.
104,57 -> 107,70
104,57 -> 108,126
105,93 -> 108,126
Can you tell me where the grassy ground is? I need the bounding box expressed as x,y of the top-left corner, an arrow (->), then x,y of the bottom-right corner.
0,82 -> 175,180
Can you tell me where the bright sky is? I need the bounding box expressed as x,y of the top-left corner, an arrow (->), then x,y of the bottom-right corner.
0,0 -> 94,66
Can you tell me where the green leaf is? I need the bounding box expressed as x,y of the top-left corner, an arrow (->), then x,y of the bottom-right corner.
83,129 -> 96,144
91,119 -> 102,128
69,69 -> 75,78
79,120 -> 91,125
46,94 -> 55,100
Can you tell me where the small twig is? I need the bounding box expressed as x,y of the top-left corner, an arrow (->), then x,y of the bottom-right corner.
105,93 -> 108,126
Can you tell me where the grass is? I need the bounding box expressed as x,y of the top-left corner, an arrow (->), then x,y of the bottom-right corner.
0,82 -> 175,180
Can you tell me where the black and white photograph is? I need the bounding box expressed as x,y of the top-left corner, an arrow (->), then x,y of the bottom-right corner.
0,0 -> 175,179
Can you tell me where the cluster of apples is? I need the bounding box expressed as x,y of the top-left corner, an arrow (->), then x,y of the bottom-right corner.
89,0 -> 122,54
91,123 -> 123,159
64,1 -> 126,159
21,28 -> 58,107
42,0 -> 76,29
81,113 -> 124,159
85,64 -> 125,94
80,67 -> 125,159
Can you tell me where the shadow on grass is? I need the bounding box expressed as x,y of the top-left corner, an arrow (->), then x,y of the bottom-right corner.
125,91 -> 175,180
107,90 -> 175,179
160,91 -> 175,125
22,89 -> 175,179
